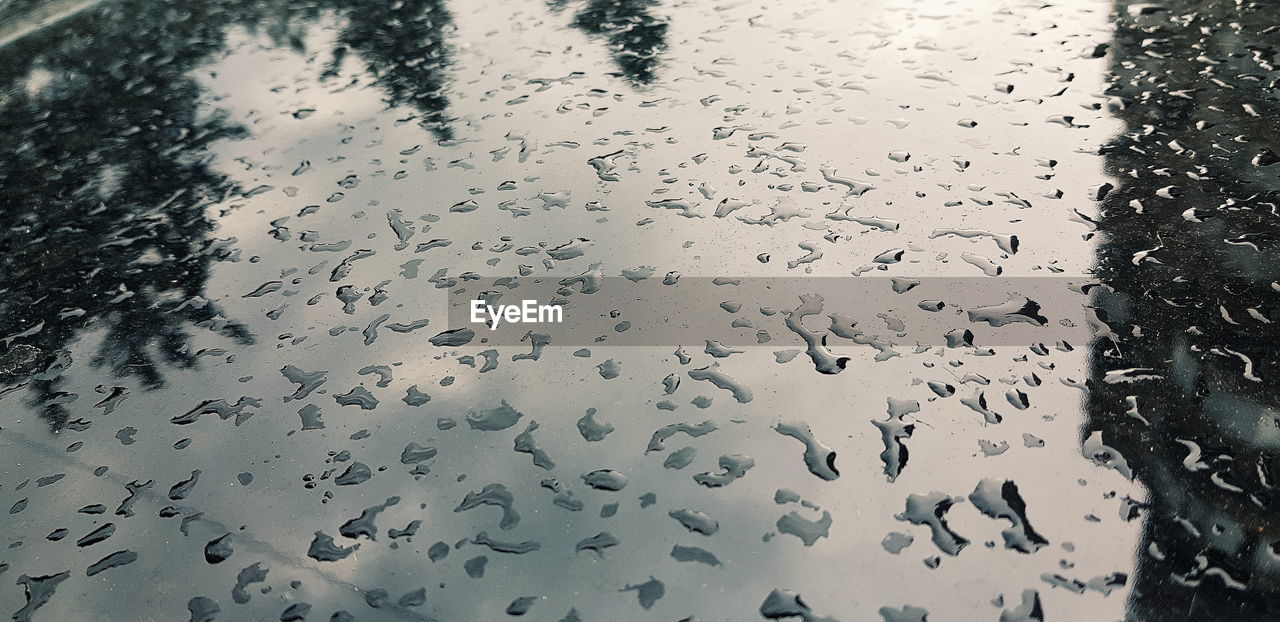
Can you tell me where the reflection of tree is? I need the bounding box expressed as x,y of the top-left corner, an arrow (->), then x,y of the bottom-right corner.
1088,1 -> 1280,618
0,0 -> 255,430
326,0 -> 456,140
0,0 -> 460,430
551,0 -> 668,85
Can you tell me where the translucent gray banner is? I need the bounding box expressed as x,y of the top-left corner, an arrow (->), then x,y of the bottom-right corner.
440,276 -> 1113,350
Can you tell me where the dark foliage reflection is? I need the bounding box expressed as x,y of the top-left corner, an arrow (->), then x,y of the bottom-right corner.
0,0 -> 463,429
550,0 -> 668,84
1088,1 -> 1280,618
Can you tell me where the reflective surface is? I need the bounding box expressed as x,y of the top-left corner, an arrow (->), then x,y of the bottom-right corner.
0,0 -> 1276,620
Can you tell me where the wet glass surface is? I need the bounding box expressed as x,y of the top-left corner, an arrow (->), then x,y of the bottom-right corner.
0,0 -> 1277,620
